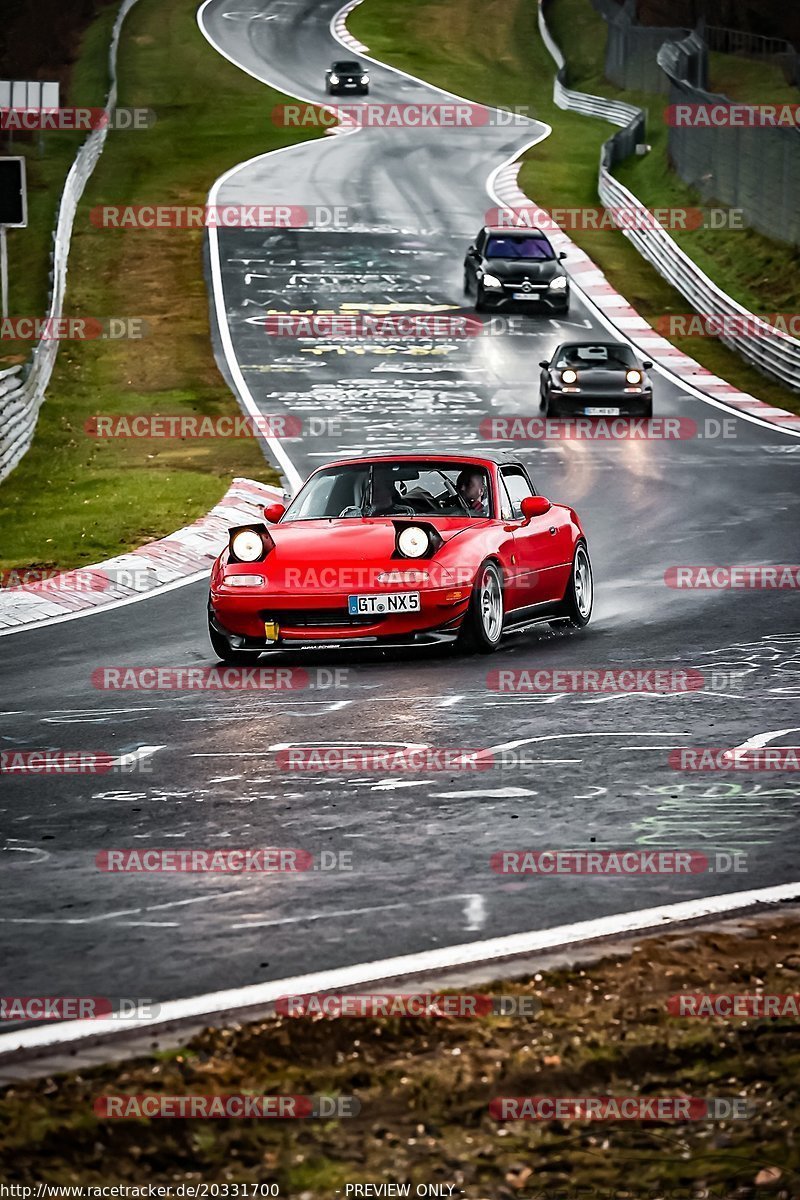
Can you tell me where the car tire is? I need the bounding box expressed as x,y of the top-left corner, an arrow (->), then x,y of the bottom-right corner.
543,393 -> 559,418
208,612 -> 251,664
552,542 -> 593,629
641,399 -> 653,418
474,284 -> 487,313
463,270 -> 471,296
458,560 -> 504,653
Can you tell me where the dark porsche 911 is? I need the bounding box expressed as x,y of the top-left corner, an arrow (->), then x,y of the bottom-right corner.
325,60 -> 369,95
539,341 -> 654,418
464,226 -> 569,313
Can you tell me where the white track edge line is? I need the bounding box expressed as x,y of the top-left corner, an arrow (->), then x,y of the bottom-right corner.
2,880 -> 799,1058
0,569 -> 211,639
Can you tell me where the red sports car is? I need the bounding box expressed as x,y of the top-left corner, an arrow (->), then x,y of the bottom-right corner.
207,452 -> 593,660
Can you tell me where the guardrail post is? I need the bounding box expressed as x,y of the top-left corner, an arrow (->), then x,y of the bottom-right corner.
0,226 -> 8,319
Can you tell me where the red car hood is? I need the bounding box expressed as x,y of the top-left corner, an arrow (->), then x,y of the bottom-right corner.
263,517 -> 473,565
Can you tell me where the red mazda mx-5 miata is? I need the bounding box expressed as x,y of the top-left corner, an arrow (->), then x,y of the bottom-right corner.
207,451 -> 593,660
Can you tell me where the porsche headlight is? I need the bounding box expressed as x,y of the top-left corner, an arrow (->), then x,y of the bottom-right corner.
397,526 -> 430,558
626,368 -> 642,384
231,529 -> 265,562
361,75 -> 369,84
549,275 -> 568,290
482,273 -> 503,288
561,368 -> 578,385
330,74 -> 339,84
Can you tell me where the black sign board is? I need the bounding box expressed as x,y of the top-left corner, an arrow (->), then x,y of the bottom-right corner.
0,158 -> 27,227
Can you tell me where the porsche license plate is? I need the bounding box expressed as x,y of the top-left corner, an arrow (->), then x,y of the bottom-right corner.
584,406 -> 620,416
348,592 -> 420,615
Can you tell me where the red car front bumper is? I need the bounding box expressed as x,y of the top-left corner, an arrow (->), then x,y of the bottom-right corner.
209,583 -> 471,649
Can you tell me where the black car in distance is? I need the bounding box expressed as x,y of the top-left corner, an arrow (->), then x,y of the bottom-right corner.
539,341 -> 654,418
325,60 -> 370,94
464,226 -> 569,313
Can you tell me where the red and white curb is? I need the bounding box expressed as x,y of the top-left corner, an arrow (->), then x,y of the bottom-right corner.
491,161 -> 800,432
0,477 -> 280,635
332,0 -> 369,55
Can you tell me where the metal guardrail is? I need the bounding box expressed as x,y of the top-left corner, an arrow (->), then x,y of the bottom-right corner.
536,0 -> 800,393
0,0 -> 141,483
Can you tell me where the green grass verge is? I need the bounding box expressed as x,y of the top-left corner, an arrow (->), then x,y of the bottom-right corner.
0,0 -> 323,574
349,0 -> 800,416
708,50 -> 799,105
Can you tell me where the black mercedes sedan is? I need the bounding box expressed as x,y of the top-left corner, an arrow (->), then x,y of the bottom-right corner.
539,341 -> 654,417
325,60 -> 369,95
464,227 -> 569,313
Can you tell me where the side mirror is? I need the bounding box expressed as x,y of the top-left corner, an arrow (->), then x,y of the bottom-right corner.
263,502 -> 286,523
539,360 -> 550,369
558,251 -> 567,260
642,360 -> 653,369
467,245 -> 478,256
520,495 -> 551,524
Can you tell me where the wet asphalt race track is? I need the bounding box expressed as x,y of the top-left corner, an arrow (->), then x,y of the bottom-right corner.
0,0 -> 799,1010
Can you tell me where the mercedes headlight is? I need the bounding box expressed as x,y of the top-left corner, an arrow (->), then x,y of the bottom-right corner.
482,273 -> 503,288
625,368 -> 642,384
231,529 -> 265,562
549,275 -> 568,290
560,368 -> 578,385
397,526 -> 430,558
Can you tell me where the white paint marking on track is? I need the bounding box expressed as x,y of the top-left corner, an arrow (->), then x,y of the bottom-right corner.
2,881 -> 800,1059
0,891 -> 250,927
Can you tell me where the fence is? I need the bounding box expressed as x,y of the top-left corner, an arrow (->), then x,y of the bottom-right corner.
593,0 -> 690,94
704,26 -> 799,86
658,33 -> 800,249
537,0 -> 800,392
0,0 -> 141,483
